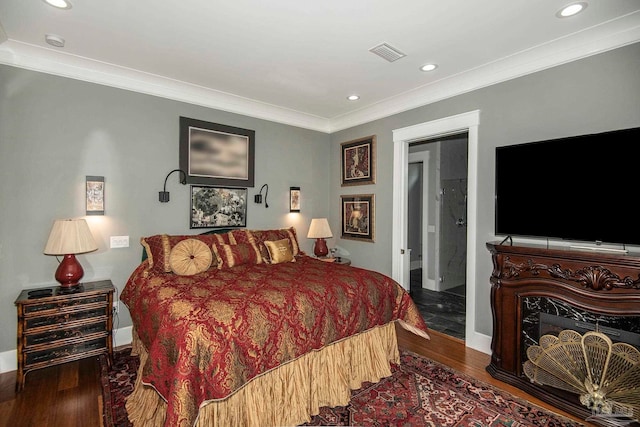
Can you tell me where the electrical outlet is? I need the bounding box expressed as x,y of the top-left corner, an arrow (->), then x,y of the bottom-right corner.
110,236 -> 129,248
113,301 -> 119,314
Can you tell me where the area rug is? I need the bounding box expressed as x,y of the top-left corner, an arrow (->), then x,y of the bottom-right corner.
101,348 -> 582,427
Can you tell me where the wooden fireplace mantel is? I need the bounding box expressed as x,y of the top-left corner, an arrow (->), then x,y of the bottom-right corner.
486,241 -> 640,422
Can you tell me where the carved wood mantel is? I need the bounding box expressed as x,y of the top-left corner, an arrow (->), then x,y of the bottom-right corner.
486,241 -> 640,422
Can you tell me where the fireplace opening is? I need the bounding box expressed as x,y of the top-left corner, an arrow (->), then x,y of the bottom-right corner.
539,312 -> 640,348
521,296 -> 640,366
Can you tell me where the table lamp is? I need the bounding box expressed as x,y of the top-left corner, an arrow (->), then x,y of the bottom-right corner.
44,219 -> 98,287
307,218 -> 332,257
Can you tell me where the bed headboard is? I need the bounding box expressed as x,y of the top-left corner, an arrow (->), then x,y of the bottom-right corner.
141,228 -> 235,262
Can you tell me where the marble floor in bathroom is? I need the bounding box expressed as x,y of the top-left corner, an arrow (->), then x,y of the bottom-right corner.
410,268 -> 466,340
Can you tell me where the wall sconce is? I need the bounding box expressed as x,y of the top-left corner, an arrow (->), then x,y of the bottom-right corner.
86,176 -> 105,215
254,184 -> 269,208
159,169 -> 187,203
290,187 -> 300,212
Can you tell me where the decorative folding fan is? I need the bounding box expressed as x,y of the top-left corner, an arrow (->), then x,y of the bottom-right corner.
524,329 -> 640,421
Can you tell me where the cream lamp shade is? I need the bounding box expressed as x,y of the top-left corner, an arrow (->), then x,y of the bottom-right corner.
307,218 -> 332,257
44,219 -> 98,287
307,218 -> 332,239
44,219 -> 98,255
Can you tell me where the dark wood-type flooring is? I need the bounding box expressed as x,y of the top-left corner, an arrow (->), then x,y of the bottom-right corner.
0,326 -> 592,427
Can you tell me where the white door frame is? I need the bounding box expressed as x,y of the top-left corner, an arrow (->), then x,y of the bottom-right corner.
393,110 -> 488,353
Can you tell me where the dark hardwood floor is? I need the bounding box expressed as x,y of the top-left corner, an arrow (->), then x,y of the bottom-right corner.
0,356 -> 103,427
0,328 -> 591,427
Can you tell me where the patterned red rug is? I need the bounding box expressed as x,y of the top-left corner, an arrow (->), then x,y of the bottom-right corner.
101,348 -> 582,427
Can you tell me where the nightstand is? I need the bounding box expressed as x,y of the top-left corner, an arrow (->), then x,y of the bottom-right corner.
14,280 -> 114,391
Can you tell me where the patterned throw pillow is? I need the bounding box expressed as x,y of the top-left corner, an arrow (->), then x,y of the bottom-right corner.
210,232 -> 236,268
250,227 -> 300,263
217,243 -> 261,268
264,239 -> 295,264
228,230 -> 263,264
169,239 -> 213,276
141,234 -> 220,273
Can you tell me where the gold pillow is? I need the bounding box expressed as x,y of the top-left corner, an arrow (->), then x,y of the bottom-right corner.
169,239 -> 213,275
264,238 -> 295,264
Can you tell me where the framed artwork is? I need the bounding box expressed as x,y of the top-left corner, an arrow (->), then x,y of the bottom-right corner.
190,186 -> 247,229
341,194 -> 375,242
289,187 -> 300,212
86,176 -> 104,215
341,135 -> 376,186
179,116 -> 255,188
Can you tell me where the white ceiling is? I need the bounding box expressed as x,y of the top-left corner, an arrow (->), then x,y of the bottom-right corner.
1,1 -> 639,132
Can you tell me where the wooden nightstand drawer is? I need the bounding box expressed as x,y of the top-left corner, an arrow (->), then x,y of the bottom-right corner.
25,306 -> 109,329
25,336 -> 107,366
23,294 -> 108,315
25,320 -> 108,347
15,280 -> 115,391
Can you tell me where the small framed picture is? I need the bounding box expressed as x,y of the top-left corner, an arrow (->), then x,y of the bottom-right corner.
190,186 -> 247,229
86,176 -> 104,215
290,187 -> 300,212
341,135 -> 376,186
180,116 -> 255,188
341,194 -> 375,242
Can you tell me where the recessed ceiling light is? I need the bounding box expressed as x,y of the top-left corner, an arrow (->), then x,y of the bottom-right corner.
42,0 -> 72,9
556,2 -> 587,18
45,34 -> 65,48
420,64 -> 438,72
347,95 -> 360,101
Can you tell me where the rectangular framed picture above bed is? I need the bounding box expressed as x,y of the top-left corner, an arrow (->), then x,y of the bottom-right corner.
190,186 -> 247,229
341,194 -> 375,242
179,116 -> 255,188
341,135 -> 376,186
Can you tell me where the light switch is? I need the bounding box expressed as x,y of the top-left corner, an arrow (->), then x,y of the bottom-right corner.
110,236 -> 129,248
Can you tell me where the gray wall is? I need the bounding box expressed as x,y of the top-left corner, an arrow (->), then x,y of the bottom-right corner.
330,42 -> 640,336
0,65 -> 330,353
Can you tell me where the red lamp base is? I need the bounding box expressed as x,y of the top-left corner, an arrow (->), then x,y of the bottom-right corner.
313,238 -> 329,257
55,254 -> 84,288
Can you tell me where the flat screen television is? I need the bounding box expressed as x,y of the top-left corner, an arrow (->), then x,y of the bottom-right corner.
495,126 -> 640,246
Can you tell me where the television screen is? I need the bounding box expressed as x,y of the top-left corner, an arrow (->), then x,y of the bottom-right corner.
495,126 -> 640,246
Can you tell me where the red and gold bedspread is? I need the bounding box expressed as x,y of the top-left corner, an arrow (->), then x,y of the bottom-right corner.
121,255 -> 428,426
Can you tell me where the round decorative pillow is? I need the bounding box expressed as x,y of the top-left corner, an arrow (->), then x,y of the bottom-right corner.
169,239 -> 213,276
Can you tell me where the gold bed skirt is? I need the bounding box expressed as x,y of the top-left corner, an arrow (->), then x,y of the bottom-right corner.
125,322 -> 401,427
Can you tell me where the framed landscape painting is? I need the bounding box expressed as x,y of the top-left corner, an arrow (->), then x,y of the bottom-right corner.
341,135 -> 376,187
190,186 -> 247,229
341,194 -> 375,242
180,116 -> 255,188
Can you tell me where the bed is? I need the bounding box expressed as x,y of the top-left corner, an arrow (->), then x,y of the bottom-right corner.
120,228 -> 429,427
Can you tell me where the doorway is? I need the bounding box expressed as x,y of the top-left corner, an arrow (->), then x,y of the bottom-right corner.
392,110 -> 488,353
407,134 -> 468,340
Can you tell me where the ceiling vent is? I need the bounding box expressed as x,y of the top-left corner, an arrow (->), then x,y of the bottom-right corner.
369,43 -> 406,62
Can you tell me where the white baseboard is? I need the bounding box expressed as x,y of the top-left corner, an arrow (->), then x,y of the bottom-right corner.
0,325 -> 134,374
113,326 -> 133,348
465,330 -> 492,355
422,278 -> 437,291
0,349 -> 16,374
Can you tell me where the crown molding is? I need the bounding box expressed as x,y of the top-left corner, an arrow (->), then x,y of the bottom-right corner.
0,40 -> 331,133
0,11 -> 638,135
328,12 -> 640,132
